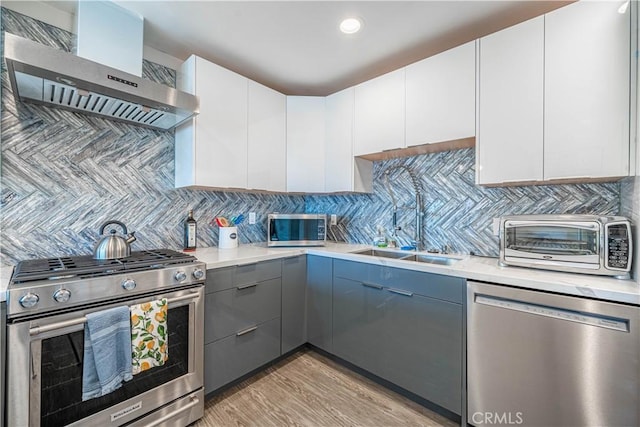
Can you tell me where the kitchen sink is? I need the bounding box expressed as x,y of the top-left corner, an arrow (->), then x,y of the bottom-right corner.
401,254 -> 461,266
352,248 -> 461,265
352,249 -> 413,259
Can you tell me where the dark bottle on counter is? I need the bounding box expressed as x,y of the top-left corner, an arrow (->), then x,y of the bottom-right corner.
184,210 -> 197,251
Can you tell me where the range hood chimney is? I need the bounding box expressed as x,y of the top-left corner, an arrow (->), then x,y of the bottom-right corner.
4,2 -> 198,131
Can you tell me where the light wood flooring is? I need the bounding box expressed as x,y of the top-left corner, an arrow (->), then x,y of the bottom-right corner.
194,349 -> 457,427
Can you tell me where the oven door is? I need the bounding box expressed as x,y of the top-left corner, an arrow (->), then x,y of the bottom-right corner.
503,220 -> 601,266
6,285 -> 204,427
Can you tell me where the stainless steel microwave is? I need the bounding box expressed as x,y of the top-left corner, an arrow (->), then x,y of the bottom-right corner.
499,214 -> 632,278
267,213 -> 327,247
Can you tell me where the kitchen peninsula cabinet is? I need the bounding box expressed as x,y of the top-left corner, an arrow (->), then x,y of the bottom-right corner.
176,55 -> 248,189
353,68 -> 406,156
405,41 -> 476,147
281,255 -> 307,354
477,1 -> 630,185
203,260 -> 282,393
306,255 -> 333,352
332,260 -> 464,415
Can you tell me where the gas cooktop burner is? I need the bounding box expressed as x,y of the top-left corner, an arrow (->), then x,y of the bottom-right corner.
12,249 -> 197,284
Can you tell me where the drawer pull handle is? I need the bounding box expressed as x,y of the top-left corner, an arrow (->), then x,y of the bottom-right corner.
362,282 -> 383,290
388,288 -> 414,297
237,282 -> 258,290
236,326 -> 258,336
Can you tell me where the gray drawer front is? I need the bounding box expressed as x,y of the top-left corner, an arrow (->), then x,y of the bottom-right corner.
333,259 -> 464,303
206,259 -> 282,293
205,277 -> 281,343
205,267 -> 233,294
204,317 -> 281,394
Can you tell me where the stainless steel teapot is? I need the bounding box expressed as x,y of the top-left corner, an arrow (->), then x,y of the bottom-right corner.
93,220 -> 137,260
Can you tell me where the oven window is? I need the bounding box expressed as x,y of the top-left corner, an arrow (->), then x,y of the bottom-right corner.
40,305 -> 189,426
505,225 -> 599,256
270,219 -> 322,241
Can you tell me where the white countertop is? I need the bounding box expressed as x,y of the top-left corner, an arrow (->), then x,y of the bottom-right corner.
2,243 -> 639,305
189,242 -> 640,305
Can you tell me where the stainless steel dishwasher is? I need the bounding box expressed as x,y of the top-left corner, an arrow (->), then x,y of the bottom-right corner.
467,281 -> 640,427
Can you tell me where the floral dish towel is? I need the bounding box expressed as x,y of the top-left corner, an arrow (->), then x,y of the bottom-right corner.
130,298 -> 168,375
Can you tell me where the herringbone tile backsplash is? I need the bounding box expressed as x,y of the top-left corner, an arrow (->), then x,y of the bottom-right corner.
306,150 -> 620,257
0,8 -> 304,265
0,7 -> 622,264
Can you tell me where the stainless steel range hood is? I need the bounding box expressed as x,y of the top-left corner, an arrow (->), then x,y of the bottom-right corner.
4,33 -> 199,131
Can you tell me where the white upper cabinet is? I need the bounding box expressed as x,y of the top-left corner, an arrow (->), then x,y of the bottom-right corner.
406,41 -> 476,147
325,88 -> 373,193
476,17 -> 544,185
247,81 -> 287,192
286,96 -> 326,193
175,55 -> 248,189
353,68 -> 406,156
544,0 -> 630,180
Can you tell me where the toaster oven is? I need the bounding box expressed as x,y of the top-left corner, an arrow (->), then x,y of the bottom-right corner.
499,214 -> 632,278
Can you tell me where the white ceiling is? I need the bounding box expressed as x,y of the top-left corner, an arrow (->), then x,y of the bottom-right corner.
29,1 -> 571,95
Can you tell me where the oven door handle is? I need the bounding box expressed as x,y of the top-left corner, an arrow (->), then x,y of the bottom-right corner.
29,292 -> 201,336
145,395 -> 200,427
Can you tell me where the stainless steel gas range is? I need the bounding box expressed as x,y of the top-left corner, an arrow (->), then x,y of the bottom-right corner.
5,249 -> 206,427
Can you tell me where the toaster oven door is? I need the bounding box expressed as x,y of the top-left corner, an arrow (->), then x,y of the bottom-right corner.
503,221 -> 601,266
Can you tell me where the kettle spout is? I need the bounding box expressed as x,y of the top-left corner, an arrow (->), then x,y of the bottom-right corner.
126,231 -> 137,244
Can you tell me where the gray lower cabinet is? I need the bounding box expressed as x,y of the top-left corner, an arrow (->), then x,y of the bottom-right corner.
204,260 -> 282,394
204,317 -> 281,393
306,255 -> 333,352
281,255 -> 307,354
332,260 -> 464,415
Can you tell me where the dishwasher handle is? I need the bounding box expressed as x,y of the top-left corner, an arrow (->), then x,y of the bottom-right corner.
475,294 -> 629,332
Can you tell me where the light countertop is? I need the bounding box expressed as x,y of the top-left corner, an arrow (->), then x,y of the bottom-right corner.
2,243 -> 639,305
189,242 -> 640,305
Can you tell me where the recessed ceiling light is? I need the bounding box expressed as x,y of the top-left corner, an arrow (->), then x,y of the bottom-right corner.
340,18 -> 362,34
618,1 -> 629,14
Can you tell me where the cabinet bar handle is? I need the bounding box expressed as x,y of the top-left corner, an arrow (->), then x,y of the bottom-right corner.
388,288 -> 414,297
362,282 -> 383,290
236,326 -> 258,336
237,282 -> 258,290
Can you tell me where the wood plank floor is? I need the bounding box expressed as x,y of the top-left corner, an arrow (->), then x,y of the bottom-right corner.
194,349 -> 457,427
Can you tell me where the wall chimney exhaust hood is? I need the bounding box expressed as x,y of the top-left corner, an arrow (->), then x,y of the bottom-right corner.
3,32 -> 199,131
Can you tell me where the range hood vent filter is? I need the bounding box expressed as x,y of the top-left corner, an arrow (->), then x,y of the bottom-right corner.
4,33 -> 198,131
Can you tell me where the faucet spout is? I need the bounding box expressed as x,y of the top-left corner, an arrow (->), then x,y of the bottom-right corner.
383,165 -> 423,251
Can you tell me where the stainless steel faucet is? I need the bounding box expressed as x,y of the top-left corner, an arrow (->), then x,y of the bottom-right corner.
383,165 -> 423,251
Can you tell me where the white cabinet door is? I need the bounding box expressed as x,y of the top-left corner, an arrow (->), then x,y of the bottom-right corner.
476,17 -> 544,185
247,81 -> 286,192
353,68 -> 405,156
286,96 -> 326,193
175,55 -> 248,189
406,41 -> 476,147
325,87 -> 373,193
544,0 -> 630,180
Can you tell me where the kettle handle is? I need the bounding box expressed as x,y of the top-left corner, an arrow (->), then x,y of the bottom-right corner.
99,220 -> 128,236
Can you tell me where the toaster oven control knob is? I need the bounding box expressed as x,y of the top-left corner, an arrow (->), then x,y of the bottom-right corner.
192,268 -> 205,280
19,293 -> 39,308
53,288 -> 71,303
122,279 -> 137,291
175,271 -> 187,282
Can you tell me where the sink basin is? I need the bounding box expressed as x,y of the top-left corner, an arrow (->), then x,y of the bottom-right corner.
352,249 -> 413,259
402,254 -> 461,266
353,248 -> 461,266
